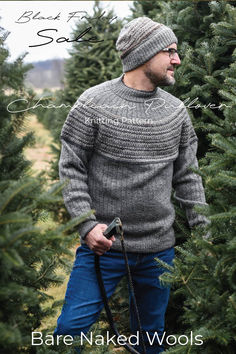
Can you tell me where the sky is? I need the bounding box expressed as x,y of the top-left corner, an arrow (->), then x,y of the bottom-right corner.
0,1 -> 133,63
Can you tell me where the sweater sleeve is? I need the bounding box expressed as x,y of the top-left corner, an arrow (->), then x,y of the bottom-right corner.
59,97 -> 98,239
172,111 -> 209,228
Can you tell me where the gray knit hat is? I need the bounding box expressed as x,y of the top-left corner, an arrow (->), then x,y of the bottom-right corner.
116,17 -> 178,72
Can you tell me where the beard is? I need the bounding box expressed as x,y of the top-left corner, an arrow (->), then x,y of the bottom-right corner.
144,65 -> 175,87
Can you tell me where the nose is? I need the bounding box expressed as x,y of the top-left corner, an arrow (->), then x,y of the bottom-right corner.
171,54 -> 181,65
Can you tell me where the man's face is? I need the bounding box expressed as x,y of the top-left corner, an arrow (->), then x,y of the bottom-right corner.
143,43 -> 181,87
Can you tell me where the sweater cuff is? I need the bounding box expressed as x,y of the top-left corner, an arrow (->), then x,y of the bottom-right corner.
78,219 -> 99,240
186,208 -> 210,228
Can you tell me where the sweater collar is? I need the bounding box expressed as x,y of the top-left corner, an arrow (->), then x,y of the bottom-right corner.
110,75 -> 159,102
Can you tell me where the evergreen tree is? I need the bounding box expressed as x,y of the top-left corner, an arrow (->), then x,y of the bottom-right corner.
130,1 -> 236,351
163,7 -> 236,352
64,1 -> 122,104
0,24 -> 89,353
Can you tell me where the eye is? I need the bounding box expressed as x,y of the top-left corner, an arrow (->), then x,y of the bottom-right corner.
169,48 -> 176,54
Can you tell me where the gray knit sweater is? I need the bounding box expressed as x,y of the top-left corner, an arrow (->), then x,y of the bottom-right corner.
59,75 -> 208,253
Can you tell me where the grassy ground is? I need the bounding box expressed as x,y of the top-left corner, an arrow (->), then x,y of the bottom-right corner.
24,114 -> 54,174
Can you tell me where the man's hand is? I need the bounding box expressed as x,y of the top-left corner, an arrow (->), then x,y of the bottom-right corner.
85,224 -> 115,255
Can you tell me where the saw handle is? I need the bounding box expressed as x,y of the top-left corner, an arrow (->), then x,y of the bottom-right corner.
103,217 -> 123,239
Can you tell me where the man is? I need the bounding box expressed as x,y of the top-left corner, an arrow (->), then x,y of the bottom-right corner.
54,17 -> 208,353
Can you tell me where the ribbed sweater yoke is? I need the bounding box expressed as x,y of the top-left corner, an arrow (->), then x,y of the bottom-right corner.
59,75 -> 207,252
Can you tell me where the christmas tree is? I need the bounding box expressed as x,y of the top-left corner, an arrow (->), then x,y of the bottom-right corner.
130,1 -> 236,352
0,24 -> 88,353
130,1 -> 236,351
